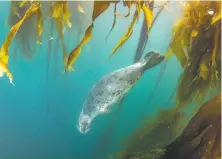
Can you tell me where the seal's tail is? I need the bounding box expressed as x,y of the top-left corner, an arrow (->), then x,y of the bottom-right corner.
143,52 -> 165,71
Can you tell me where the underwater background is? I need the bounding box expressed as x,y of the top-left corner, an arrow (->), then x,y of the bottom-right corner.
0,1 -> 220,159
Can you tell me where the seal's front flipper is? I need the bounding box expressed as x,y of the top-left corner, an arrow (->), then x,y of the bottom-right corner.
99,106 -> 111,114
117,97 -> 124,112
112,97 -> 125,115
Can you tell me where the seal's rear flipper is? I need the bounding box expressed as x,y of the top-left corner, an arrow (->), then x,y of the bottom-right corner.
143,51 -> 165,71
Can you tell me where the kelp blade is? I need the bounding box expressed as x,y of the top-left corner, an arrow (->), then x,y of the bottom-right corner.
108,4 -> 140,59
142,3 -> 153,32
166,1 -> 221,107
0,2 -> 41,84
92,1 -> 110,21
65,1 -> 111,71
50,1 -> 72,67
106,3 -> 117,41
66,24 -> 93,71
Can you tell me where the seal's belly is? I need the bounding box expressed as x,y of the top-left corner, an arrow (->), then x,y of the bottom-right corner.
83,64 -> 142,116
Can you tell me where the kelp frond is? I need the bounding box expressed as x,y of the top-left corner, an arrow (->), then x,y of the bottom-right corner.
63,1 -> 72,28
108,3 -> 141,59
108,1 -> 154,59
65,1 -> 111,71
166,1 -> 221,107
63,1 -> 154,71
50,1 -> 72,67
92,1 -> 111,21
8,2 -> 39,59
0,2 -> 41,84
105,3 -> 117,41
36,6 -> 43,44
142,2 -> 153,32
118,107 -> 187,159
65,24 -> 93,72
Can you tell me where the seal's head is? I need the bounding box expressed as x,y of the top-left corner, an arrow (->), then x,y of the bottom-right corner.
142,51 -> 165,70
77,113 -> 92,134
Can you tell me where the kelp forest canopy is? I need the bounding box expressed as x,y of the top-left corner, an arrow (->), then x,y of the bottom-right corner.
0,1 -> 220,94
0,1 -> 221,159
115,1 -> 221,159
166,1 -> 221,107
0,0 -> 155,84
1,1 -> 220,104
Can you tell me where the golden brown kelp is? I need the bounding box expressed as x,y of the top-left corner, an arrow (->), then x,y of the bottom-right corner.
67,1 -> 83,46
105,3 -> 117,42
0,2 -> 42,84
108,3 -> 141,59
64,1 -> 155,70
8,2 -> 38,59
141,2 -> 153,33
161,94 -> 221,159
49,1 -> 72,68
108,1 -> 154,59
134,0 -> 153,63
117,107 -> 187,159
134,1 -> 169,62
166,1 -> 221,107
65,24 -> 93,72
118,93 -> 221,159
36,5 -> 43,44
65,1 -> 111,72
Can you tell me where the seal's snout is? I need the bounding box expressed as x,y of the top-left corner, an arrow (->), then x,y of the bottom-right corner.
77,123 -> 90,134
77,124 -> 89,134
77,114 -> 92,134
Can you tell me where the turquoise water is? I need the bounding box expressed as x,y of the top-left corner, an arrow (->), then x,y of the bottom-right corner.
0,2 -> 185,159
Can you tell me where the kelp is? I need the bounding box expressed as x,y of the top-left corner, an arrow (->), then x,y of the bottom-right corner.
0,2 -> 42,84
8,2 -> 38,59
64,1 -> 155,71
118,93 -> 221,159
64,1 -> 111,72
105,3 -> 117,42
50,1 -> 72,67
161,94 -> 221,159
65,24 -> 94,72
135,1 -> 169,63
36,6 -> 43,44
134,0 -> 171,63
141,2 -> 153,32
166,1 -> 221,107
77,2 -> 85,14
108,3 -> 141,59
117,107 -> 188,159
108,1 -> 155,59
115,1 -> 131,18
67,1 -> 90,46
